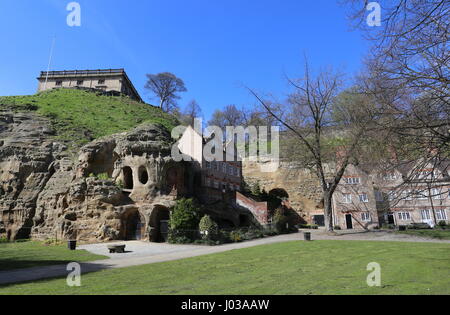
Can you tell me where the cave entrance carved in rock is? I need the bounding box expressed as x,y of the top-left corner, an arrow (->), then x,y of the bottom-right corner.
122,209 -> 146,240
123,166 -> 133,190
149,205 -> 170,243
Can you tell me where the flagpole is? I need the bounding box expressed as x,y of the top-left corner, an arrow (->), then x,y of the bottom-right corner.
43,36 -> 56,90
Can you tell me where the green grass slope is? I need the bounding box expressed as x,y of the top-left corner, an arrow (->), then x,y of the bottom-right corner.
0,88 -> 179,149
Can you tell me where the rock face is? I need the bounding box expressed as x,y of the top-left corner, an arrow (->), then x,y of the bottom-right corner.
0,110 -> 190,242
242,160 -> 334,223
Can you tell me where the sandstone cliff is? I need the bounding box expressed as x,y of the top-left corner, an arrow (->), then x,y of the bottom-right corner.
0,108 -> 185,242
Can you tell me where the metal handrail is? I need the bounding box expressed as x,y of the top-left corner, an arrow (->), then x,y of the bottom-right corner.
40,69 -> 125,76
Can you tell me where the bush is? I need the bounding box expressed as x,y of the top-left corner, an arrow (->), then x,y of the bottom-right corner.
199,215 -> 219,240
407,223 -> 432,230
170,198 -> 202,232
333,225 -> 342,230
438,221 -> 447,227
229,230 -> 243,243
382,224 -> 396,230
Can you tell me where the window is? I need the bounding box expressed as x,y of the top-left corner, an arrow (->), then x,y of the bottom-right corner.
359,193 -> 369,203
213,181 -> 219,189
416,190 -> 428,200
403,189 -> 413,201
98,79 -> 105,85
383,173 -> 397,180
205,178 -> 211,187
214,162 -> 219,171
205,161 -> 211,169
342,194 -> 352,204
228,165 -> 233,176
421,209 -> 431,221
431,188 -> 443,200
76,80 -> 83,86
222,163 -> 227,173
235,185 -> 240,191
398,212 -> 411,221
345,177 -> 360,185
436,209 -> 448,221
55,80 -> 62,86
388,190 -> 396,201
361,212 -> 371,222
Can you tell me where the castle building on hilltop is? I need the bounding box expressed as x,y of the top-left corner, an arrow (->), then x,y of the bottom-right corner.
37,68 -> 142,102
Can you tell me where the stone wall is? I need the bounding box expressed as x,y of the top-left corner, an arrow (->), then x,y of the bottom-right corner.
242,159 -> 334,223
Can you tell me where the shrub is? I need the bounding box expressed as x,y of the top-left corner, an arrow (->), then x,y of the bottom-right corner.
407,223 -> 432,230
229,230 -> 243,242
438,221 -> 447,227
274,208 -> 290,234
199,215 -> 219,240
168,198 -> 202,243
334,225 -> 342,230
170,198 -> 202,231
382,224 -> 396,230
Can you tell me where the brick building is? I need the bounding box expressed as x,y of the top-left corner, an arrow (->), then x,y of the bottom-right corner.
37,68 -> 142,102
177,125 -> 243,203
332,159 -> 450,230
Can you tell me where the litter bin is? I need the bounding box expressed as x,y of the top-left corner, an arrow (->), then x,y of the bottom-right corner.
304,232 -> 311,241
68,240 -> 77,250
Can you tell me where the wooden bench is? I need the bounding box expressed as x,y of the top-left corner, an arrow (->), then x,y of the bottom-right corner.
107,244 -> 126,253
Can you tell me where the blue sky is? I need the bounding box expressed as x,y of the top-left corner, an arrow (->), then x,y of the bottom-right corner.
0,0 -> 369,120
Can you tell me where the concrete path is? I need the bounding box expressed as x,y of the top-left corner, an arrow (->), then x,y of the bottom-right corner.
1,229 -> 448,286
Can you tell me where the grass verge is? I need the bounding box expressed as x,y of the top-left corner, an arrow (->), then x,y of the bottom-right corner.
0,240 -> 448,295
0,241 -> 108,271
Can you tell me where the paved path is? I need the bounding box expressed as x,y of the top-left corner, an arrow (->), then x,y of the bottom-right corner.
1,230 -> 448,286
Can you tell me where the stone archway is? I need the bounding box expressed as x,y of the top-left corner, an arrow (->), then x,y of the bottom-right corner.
121,208 -> 146,240
149,205 -> 170,242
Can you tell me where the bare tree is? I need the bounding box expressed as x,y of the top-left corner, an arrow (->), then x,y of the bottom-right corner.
248,62 -> 377,232
208,104 -> 245,129
343,0 -> 449,157
144,72 -> 187,113
181,99 -> 203,126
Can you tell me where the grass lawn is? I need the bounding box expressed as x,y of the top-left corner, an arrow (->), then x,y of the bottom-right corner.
397,229 -> 450,240
0,241 -> 108,271
0,240 -> 449,295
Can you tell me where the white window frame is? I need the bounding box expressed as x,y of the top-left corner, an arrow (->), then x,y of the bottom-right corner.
388,190 -> 396,201
342,193 -> 352,204
383,173 -> 397,181
436,209 -> 448,221
361,212 -> 371,222
359,193 -> 369,203
431,188 -> 443,200
345,177 -> 360,185
403,189 -> 413,201
421,209 -> 431,221
398,212 -> 411,221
